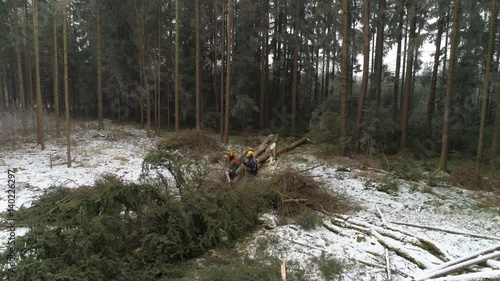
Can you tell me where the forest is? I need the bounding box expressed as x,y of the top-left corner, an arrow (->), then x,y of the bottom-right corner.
0,0 -> 499,169
1,0 -> 500,280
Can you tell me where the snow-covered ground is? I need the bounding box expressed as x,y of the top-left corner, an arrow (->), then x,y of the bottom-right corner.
0,122 -> 498,280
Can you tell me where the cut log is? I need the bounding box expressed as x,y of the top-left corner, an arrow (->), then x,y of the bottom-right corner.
391,221 -> 500,241
414,244 -> 500,280
429,270 -> 500,281
254,134 -> 279,157
385,248 -> 392,281
414,251 -> 500,281
257,137 -> 309,164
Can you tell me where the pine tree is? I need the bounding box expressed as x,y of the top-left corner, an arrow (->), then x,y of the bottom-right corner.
96,0 -> 103,130
63,0 -> 71,167
340,0 -> 350,155
33,0 -> 45,150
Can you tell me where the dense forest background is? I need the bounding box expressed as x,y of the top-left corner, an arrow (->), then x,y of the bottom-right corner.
0,0 -> 499,169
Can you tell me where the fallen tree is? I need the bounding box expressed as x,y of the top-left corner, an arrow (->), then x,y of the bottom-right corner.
232,136 -> 309,182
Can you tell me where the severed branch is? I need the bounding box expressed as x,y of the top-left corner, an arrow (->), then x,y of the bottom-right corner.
429,270 -> 500,281
391,221 -> 500,241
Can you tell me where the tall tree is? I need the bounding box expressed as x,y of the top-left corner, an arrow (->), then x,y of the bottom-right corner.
33,0 -> 45,150
477,0 -> 497,166
175,0 -> 180,132
439,0 -> 461,171
220,0 -> 225,140
156,5 -> 161,135
291,0 -> 301,135
52,0 -> 60,137
224,0 -> 233,144
195,0 -> 201,131
373,0 -> 386,107
426,2 -> 445,137
96,0 -> 103,130
340,0 -> 350,155
63,0 -> 71,166
13,0 -> 27,133
491,71 -> 500,168
259,0 -> 269,131
392,0 -> 404,122
353,0 -> 370,154
400,0 -> 417,151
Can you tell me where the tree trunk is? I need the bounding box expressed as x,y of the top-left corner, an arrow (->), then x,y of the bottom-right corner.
24,0 -> 34,109
96,0 -> 103,130
400,18 -> 408,113
374,0 -> 386,108
195,0 -> 201,131
139,3 -> 150,137
52,0 -> 60,137
340,0 -> 350,155
491,74 -> 500,168
392,0 -> 404,122
0,68 -> 4,111
175,0 -> 180,132
352,0 -> 370,154
400,0 -> 417,152
477,0 -> 497,167
220,0 -> 225,140
63,0 -> 71,167
224,0 -> 233,145
13,0 -> 27,134
291,0 -> 300,135
157,6 -> 161,135
213,3 -> 219,115
259,0 -> 269,131
439,0 -> 461,171
33,0 -> 45,150
426,5 -> 445,137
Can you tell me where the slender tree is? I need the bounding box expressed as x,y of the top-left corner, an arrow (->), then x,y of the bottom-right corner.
259,0 -> 269,131
374,0 -> 386,107
477,0 -> 497,167
220,0 -> 225,140
291,0 -> 301,135
392,0 -> 404,122
52,0 -> 60,137
33,0 -> 45,150
13,0 -> 27,133
491,71 -> 500,168
340,0 -> 350,155
96,0 -> 103,130
426,2 -> 445,137
400,0 -> 417,152
195,0 -> 201,130
439,0 -> 461,171
224,0 -> 233,144
63,0 -> 71,166
156,5 -> 161,135
175,0 -> 180,132
353,0 -> 370,154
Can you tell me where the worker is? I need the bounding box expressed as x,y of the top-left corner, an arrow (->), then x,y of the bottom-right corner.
225,150 -> 240,180
243,150 -> 258,176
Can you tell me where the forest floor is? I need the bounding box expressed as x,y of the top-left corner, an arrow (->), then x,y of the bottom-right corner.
0,121 -> 499,280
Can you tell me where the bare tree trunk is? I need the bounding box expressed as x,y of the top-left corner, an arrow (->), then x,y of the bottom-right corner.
157,6 -> 161,135
13,0 -> 27,134
291,0 -> 300,135
213,3 -> 219,115
426,5 -> 445,137
353,0 -> 370,154
24,0 -> 34,110
491,74 -> 500,168
400,18 -> 408,113
340,0 -> 350,155
195,0 -> 201,131
392,0 -> 404,122
477,0 -> 497,167
374,0 -> 386,108
259,0 -> 269,131
96,0 -> 103,130
400,0 -> 417,152
33,0 -> 45,150
224,0 -> 233,145
439,0 -> 461,171
63,0 -> 71,167
175,0 -> 180,132
52,0 -> 60,137
220,0 -> 225,140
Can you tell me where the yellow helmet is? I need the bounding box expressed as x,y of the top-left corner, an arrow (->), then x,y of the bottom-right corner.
246,150 -> 254,157
228,150 -> 235,157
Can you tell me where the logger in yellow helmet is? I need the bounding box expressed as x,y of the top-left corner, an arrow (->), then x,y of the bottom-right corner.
243,150 -> 258,176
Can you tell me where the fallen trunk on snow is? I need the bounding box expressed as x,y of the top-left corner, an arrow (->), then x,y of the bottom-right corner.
413,244 -> 500,281
429,270 -> 500,281
391,221 -> 500,241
